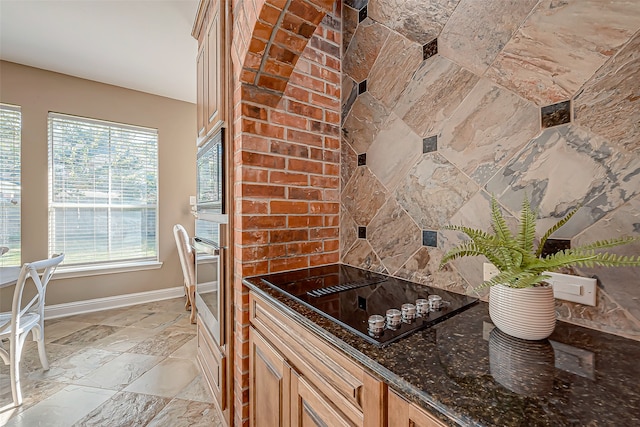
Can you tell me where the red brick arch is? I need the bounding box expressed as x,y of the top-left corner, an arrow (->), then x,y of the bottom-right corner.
231,1 -> 341,425
234,0 -> 336,97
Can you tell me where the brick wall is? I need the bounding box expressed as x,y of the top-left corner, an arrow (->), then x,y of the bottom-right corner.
230,1 -> 341,424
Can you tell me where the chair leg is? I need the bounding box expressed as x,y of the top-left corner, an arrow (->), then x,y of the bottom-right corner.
184,284 -> 191,311
189,288 -> 196,324
10,337 -> 23,407
34,326 -> 49,371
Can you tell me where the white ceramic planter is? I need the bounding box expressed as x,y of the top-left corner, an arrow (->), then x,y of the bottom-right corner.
489,283 -> 556,340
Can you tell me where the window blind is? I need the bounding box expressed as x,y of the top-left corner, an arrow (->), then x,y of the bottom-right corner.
48,113 -> 158,266
0,104 -> 21,267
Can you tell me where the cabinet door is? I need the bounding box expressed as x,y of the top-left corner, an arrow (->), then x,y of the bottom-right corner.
291,370 -> 355,427
250,327 -> 290,427
196,44 -> 207,138
196,316 -> 226,411
388,390 -> 447,427
206,6 -> 222,131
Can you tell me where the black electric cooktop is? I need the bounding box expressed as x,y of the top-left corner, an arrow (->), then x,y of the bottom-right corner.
259,264 -> 478,347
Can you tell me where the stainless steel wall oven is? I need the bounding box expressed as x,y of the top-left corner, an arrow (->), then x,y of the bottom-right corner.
193,230 -> 225,345
194,126 -> 227,345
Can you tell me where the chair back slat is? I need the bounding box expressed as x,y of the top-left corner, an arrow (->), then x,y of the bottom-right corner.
9,254 -> 65,334
173,225 -> 195,286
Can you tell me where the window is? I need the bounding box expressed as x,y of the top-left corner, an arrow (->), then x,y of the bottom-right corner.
0,104 -> 21,267
48,113 -> 158,266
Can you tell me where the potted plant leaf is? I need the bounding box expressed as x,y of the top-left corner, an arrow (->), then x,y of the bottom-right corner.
440,196 -> 640,340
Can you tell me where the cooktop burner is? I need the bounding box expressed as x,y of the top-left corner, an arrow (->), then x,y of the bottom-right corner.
259,264 -> 478,347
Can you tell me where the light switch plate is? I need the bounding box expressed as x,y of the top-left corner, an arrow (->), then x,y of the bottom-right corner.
545,271 -> 597,306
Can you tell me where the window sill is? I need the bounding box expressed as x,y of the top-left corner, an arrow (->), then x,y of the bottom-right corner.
53,260 -> 163,280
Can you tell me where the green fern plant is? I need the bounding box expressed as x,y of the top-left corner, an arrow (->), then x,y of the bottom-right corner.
440,196 -> 640,289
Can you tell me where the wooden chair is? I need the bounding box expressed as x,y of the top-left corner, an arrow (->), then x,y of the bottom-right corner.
173,224 -> 196,324
0,253 -> 64,407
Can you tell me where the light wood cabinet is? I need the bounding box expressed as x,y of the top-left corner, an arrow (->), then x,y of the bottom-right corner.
388,389 -> 448,427
250,326 -> 354,427
206,9 -> 222,130
196,44 -> 207,137
291,370 -> 355,427
192,1 -> 233,425
249,290 -> 454,427
249,327 -> 291,427
193,0 -> 225,142
197,315 -> 226,412
249,291 -> 384,427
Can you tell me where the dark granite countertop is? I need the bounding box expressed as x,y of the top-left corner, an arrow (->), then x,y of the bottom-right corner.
244,273 -> 640,427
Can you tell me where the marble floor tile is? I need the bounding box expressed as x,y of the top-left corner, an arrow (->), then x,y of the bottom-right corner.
129,311 -> 185,330
43,320 -> 94,343
73,352 -> 164,391
156,313 -> 195,335
170,336 -> 198,360
27,347 -> 119,383
72,391 -> 169,427
90,326 -> 159,352
1,297 -> 224,426
175,376 -> 215,404
146,398 -> 223,427
5,342 -> 82,376
124,357 -> 199,398
0,405 -> 19,426
134,298 -> 190,313
4,384 -> 115,427
51,324 -> 122,346
95,309 -> 159,327
128,331 -> 194,357
0,379 -> 66,415
64,307 -> 131,324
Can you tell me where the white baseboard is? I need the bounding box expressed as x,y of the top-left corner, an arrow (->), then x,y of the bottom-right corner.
44,286 -> 186,320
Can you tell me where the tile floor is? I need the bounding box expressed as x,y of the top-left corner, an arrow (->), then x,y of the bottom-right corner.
0,297 -> 224,426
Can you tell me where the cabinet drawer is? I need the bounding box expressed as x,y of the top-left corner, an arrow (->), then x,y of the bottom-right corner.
197,315 -> 226,411
250,292 -> 382,426
291,370 -> 355,427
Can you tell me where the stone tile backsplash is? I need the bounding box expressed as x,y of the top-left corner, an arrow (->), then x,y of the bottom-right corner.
341,0 -> 640,339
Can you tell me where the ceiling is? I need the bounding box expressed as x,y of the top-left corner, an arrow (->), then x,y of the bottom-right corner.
0,0 -> 199,103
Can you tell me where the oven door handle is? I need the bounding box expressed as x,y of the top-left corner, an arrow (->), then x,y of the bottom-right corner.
193,237 -> 221,255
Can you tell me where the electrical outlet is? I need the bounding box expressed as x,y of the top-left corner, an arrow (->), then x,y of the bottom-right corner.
545,271 -> 597,306
483,263 -> 500,282
189,195 -> 197,206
